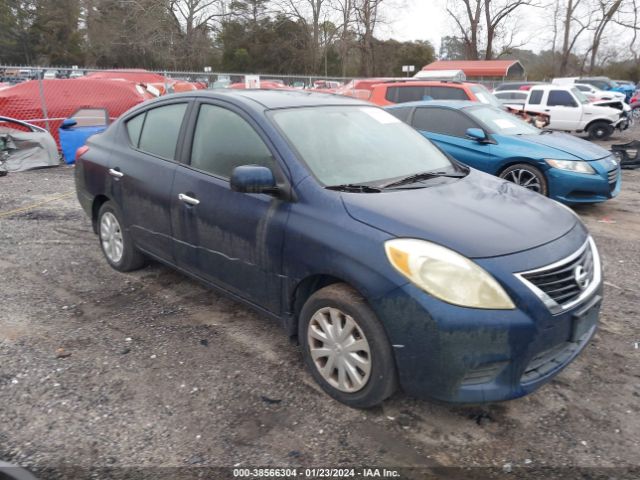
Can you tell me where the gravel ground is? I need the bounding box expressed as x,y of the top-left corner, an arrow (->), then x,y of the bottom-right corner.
1,126 -> 639,480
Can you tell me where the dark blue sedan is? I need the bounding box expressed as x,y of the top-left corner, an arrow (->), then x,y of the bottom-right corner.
386,101 -> 621,205
75,90 -> 602,407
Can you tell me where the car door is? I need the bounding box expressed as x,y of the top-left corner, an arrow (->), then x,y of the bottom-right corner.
110,100 -> 190,263
544,89 -> 580,130
170,101 -> 289,314
411,107 -> 499,172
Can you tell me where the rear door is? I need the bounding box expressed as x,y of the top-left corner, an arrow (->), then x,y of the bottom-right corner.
110,100 -> 191,263
170,100 -> 290,313
411,107 -> 500,173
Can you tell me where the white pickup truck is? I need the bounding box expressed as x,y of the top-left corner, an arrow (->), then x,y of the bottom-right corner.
505,85 -> 629,140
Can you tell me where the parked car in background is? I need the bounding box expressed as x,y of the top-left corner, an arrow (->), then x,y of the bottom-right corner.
494,90 -> 529,106
509,85 -> 628,140
573,83 -> 626,102
75,90 -> 603,407
0,116 -> 59,173
577,77 -> 633,102
386,101 -> 621,205
59,108 -> 110,164
368,81 -> 503,107
493,81 -> 544,92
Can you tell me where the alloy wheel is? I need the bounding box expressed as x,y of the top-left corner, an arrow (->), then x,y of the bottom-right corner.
307,307 -> 372,393
100,211 -> 124,263
503,168 -> 542,193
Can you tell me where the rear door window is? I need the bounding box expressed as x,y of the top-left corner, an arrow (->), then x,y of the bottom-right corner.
386,86 -> 429,103
428,86 -> 469,100
412,107 -> 477,137
137,103 -> 188,160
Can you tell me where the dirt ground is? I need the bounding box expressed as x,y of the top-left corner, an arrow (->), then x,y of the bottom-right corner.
1,126 -> 639,480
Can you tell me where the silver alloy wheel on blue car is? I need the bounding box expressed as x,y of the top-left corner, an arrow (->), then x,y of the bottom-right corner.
500,163 -> 548,196
307,307 -> 372,393
503,168 -> 542,192
100,211 -> 124,263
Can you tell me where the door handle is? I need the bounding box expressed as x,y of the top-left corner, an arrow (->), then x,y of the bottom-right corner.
108,168 -> 124,178
178,193 -> 200,206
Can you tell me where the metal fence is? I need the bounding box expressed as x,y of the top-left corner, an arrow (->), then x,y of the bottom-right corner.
0,66 -> 355,147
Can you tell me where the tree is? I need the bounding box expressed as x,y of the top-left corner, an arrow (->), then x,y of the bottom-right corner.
354,0 -> 384,76
446,0 -> 482,59
439,36 -> 466,60
29,0 -> 84,65
586,0 -> 624,72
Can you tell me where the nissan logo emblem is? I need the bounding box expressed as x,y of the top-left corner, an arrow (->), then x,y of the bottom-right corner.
574,265 -> 590,291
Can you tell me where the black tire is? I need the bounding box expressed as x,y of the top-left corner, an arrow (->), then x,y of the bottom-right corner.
97,201 -> 146,272
299,283 -> 397,408
0,170 -> 7,177
587,121 -> 613,140
499,163 -> 548,196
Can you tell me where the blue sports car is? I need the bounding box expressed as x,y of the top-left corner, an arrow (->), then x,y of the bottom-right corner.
386,101 -> 621,205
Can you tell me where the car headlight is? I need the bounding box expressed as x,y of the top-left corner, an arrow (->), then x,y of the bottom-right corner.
545,159 -> 596,174
384,239 -> 515,309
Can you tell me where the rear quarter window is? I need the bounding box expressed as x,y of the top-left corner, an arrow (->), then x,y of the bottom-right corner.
386,107 -> 413,122
529,90 -> 543,105
126,113 -> 145,148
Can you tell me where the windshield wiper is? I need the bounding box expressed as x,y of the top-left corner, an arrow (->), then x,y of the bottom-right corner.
326,183 -> 382,193
379,171 -> 466,189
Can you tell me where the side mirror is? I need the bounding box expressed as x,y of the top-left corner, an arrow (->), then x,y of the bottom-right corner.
466,128 -> 488,142
230,165 -> 278,195
61,118 -> 77,129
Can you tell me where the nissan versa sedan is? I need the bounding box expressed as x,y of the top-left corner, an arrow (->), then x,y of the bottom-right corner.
75,91 -> 602,408
386,101 -> 621,205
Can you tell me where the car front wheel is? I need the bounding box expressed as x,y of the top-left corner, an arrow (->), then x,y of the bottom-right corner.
587,121 -> 613,140
499,163 -> 548,196
97,201 -> 146,272
299,283 -> 397,408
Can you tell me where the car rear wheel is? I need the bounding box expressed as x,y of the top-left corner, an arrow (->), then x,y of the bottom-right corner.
587,121 -> 613,140
98,201 -> 146,272
499,163 -> 548,196
299,283 -> 397,408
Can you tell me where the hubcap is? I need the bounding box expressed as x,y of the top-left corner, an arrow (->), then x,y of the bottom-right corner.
503,168 -> 542,193
100,211 -> 124,263
307,307 -> 371,393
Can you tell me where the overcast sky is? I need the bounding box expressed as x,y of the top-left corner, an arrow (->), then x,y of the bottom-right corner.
378,0 -> 549,53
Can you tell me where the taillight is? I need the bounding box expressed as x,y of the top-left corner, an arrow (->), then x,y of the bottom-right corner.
75,145 -> 89,162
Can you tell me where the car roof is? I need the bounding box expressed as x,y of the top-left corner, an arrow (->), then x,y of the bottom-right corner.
385,100 -> 478,110
373,81 -> 474,88
164,89 -> 369,110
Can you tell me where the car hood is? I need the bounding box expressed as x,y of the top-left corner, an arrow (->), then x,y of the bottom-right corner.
341,170 -> 578,259
514,132 -> 611,161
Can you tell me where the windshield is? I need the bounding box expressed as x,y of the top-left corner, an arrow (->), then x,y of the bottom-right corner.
571,87 -> 590,104
470,85 -> 503,108
467,105 -> 540,135
271,106 -> 453,187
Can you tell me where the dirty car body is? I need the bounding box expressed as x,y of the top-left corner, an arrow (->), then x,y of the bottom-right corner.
75,91 -> 602,405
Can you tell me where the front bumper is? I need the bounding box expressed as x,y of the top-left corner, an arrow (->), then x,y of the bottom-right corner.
371,225 -> 602,403
547,160 -> 621,205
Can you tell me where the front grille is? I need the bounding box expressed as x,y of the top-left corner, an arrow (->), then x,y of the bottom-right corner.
608,167 -> 619,186
516,239 -> 600,314
521,327 -> 594,384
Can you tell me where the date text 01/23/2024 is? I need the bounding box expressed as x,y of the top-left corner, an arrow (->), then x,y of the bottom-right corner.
232,468 -> 401,478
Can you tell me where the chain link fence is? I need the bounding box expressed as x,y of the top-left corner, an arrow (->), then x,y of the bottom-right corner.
0,66 -> 355,149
